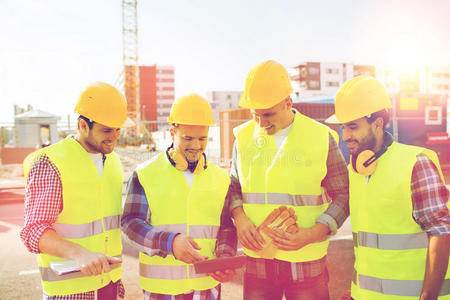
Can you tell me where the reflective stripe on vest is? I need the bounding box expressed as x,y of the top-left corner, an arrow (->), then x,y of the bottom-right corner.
40,262 -> 121,282
359,274 -> 450,297
353,231 -> 428,250
153,224 -> 219,239
140,264 -> 187,280
53,215 -> 120,239
139,264 -> 208,280
243,192 -> 330,206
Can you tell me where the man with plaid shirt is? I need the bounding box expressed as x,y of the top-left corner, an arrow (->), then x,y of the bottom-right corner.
230,60 -> 350,300
21,82 -> 131,299
320,76 -> 450,300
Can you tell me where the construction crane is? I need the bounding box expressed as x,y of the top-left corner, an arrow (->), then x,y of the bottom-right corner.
122,0 -> 140,137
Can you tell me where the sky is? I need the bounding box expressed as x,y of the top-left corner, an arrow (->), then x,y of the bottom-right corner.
1,0 -> 450,124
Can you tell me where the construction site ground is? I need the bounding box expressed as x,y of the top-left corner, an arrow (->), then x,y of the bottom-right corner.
1,150 -> 449,300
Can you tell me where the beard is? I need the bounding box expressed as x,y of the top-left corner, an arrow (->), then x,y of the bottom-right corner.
184,151 -> 202,163
348,128 -> 377,157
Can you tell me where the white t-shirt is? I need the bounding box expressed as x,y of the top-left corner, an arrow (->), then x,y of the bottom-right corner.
88,153 -> 104,177
274,123 -> 293,150
183,170 -> 195,187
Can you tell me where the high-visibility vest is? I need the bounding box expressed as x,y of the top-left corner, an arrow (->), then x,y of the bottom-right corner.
349,141 -> 450,299
233,111 -> 338,262
136,153 -> 230,295
23,137 -> 123,296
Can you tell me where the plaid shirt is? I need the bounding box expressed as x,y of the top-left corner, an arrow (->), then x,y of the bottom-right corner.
411,154 -> 450,236
20,154 -> 125,299
120,158 -> 237,299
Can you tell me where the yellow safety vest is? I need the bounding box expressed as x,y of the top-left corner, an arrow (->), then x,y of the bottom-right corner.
23,137 -> 123,296
234,111 -> 338,262
349,141 -> 450,299
136,153 -> 230,295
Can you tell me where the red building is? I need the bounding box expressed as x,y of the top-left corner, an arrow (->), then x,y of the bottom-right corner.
139,65 -> 175,131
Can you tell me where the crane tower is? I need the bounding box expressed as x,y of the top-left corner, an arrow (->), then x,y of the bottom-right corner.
122,0 -> 140,136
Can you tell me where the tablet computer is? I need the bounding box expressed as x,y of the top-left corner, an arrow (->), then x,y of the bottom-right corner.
49,260 -> 80,276
50,257 -> 122,276
193,255 -> 247,274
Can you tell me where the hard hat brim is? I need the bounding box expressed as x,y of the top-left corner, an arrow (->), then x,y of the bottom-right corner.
325,114 -> 343,124
238,98 -> 273,109
238,93 -> 290,110
167,118 -> 215,126
122,117 -> 136,128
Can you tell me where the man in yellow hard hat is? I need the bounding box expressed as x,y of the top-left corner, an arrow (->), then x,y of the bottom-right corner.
230,60 -> 350,299
322,76 -> 448,299
20,82 -> 130,299
121,94 -> 237,299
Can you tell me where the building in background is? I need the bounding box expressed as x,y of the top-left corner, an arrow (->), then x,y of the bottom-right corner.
289,62 -> 449,99
378,66 -> 450,96
139,65 -> 175,131
205,91 -> 242,123
425,67 -> 450,95
14,108 -> 60,148
288,62 -> 376,99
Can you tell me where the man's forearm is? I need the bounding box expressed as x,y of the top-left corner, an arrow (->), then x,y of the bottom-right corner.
421,235 -> 450,300
121,214 -> 177,256
215,226 -> 237,257
39,228 -> 117,276
231,206 -> 246,221
215,194 -> 238,257
121,171 -> 178,256
321,133 -> 350,233
38,229 -> 88,260
228,174 -> 244,213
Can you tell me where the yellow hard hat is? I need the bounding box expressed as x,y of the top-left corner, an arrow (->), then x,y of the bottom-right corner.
75,82 -> 129,128
167,94 -> 215,126
326,76 -> 392,124
239,60 -> 293,109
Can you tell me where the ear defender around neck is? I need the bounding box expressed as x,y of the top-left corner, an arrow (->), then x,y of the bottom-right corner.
350,136 -> 392,176
351,150 -> 379,176
166,144 -> 206,175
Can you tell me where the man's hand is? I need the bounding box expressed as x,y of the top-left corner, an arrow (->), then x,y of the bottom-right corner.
38,229 -> 120,277
233,208 -> 265,251
172,234 -> 208,264
208,269 -> 235,282
74,248 -> 111,277
270,222 -> 329,251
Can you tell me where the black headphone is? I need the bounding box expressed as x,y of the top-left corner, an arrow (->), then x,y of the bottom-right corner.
350,133 -> 393,176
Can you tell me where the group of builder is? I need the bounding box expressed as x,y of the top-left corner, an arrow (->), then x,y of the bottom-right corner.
20,60 -> 449,300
